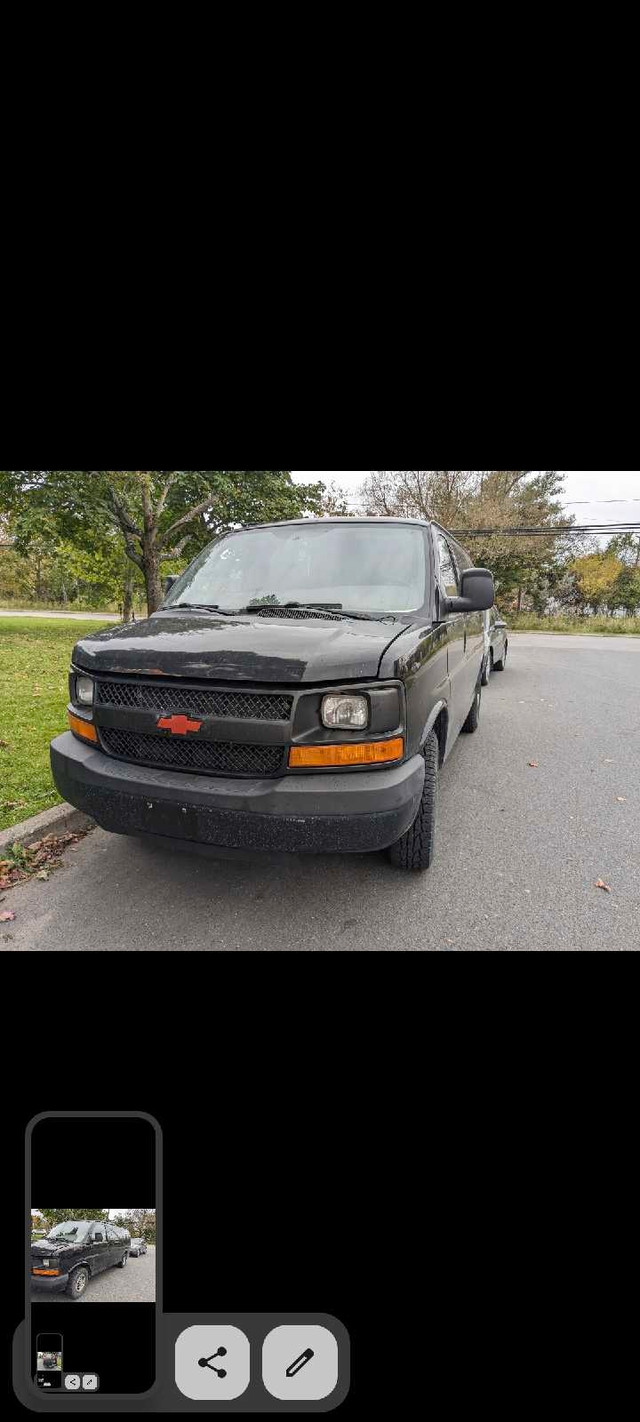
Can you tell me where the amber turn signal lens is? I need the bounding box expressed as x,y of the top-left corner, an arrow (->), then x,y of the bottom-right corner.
32,1268 -> 60,1276
68,711 -> 99,744
289,737 -> 404,769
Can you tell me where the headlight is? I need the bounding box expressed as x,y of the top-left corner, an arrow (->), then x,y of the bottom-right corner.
321,694 -> 369,730
75,675 -> 95,707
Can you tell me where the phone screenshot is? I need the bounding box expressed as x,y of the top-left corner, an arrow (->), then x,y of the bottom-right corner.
28,1113 -> 157,1397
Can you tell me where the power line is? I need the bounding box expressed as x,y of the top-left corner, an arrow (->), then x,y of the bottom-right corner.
449,524 -> 640,538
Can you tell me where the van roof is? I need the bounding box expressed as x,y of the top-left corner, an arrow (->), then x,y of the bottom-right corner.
244,516 -> 434,530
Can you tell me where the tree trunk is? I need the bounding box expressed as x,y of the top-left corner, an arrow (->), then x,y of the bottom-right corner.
122,569 -> 135,623
143,538 -> 163,615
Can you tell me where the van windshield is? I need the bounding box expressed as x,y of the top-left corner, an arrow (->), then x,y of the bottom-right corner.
164,523 -> 428,617
46,1221 -> 90,1241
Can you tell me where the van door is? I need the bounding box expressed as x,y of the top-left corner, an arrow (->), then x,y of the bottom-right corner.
450,537 -> 484,709
434,531 -> 467,734
89,1222 -> 110,1273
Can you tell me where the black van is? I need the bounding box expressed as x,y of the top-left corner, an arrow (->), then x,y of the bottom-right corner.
51,518 -> 494,872
31,1220 -> 130,1299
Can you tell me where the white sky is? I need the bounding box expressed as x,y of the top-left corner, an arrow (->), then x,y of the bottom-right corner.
291,471 -> 639,524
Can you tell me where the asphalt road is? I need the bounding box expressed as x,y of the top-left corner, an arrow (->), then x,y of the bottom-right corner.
3,635 -> 639,951
31,1246 -> 156,1302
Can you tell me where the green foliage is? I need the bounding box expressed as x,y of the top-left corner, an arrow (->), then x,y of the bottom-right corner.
570,551 -> 640,614
111,1209 -> 156,1242
37,1209 -> 109,1227
0,471 -> 325,614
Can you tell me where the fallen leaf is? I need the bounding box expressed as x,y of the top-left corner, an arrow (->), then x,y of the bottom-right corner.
0,910 -> 16,922
35,870 -> 50,881
616,797 -> 626,803
529,761 -> 539,769
595,880 -> 611,894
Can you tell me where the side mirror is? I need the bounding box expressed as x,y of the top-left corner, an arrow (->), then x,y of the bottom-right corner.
163,575 -> 179,595
442,569 -> 495,616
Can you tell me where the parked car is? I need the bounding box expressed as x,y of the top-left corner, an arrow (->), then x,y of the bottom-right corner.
51,518 -> 494,873
481,608 -> 509,684
129,1237 -> 148,1256
31,1220 -> 130,1299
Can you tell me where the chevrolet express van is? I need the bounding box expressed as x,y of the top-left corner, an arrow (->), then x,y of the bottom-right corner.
31,1219 -> 130,1298
51,518 -> 494,872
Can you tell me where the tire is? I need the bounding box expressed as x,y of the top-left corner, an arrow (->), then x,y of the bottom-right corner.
117,1251 -> 129,1268
461,685 -> 481,733
481,653 -> 491,687
494,640 -> 507,672
67,1266 -> 89,1300
387,730 -> 439,872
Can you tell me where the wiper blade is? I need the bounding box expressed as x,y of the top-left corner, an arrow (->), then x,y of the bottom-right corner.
167,604 -> 237,615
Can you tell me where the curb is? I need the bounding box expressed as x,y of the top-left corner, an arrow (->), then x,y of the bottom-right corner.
0,802 -> 95,854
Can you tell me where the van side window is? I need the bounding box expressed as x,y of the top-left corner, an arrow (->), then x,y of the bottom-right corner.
436,534 -> 460,597
93,1226 -> 105,1241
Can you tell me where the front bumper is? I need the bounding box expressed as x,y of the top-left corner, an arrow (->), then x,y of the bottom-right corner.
51,732 -> 425,855
31,1271 -> 68,1292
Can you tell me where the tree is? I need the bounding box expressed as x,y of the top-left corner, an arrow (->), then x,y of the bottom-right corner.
1,471 -> 325,615
363,470 -> 478,525
36,1209 -> 109,1228
570,552 -> 624,612
111,1209 -> 156,1242
361,470 -> 570,611
611,564 -> 640,615
321,481 -> 351,516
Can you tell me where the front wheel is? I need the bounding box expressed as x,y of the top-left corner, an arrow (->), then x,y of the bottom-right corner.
67,1266 -> 89,1299
481,654 -> 491,687
387,730 -> 439,872
117,1251 -> 129,1268
494,641 -> 508,671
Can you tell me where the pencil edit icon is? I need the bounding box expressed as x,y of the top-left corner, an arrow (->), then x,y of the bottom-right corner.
286,1349 -> 315,1378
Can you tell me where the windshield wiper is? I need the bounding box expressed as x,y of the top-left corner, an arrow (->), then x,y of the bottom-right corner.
169,601 -> 392,622
166,604 -> 237,615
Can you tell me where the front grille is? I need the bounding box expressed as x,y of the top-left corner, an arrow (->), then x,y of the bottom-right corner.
100,727 -> 285,777
95,680 -> 293,722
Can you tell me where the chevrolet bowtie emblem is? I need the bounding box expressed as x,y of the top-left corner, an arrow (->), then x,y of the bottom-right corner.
157,714 -> 203,736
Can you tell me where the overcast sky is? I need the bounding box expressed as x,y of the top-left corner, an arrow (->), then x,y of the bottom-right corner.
291,471 -> 639,523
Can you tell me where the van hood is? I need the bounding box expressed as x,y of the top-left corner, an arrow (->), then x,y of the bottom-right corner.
72,611 -> 409,684
31,1240 -> 74,1258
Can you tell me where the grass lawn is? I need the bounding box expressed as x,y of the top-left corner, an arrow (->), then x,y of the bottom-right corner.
0,617 -> 113,833
508,614 -> 640,635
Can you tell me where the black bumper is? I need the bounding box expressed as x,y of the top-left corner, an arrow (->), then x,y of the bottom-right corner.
51,733 -> 425,855
31,1272 -> 68,1292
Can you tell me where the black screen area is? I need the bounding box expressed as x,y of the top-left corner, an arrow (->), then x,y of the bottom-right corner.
30,1116 -> 156,1395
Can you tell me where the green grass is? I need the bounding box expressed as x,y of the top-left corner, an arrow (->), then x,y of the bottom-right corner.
0,617 -> 112,833
508,614 -> 640,635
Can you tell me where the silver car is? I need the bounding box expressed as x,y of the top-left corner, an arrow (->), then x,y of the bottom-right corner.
129,1237 -> 148,1256
481,609 -> 509,685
